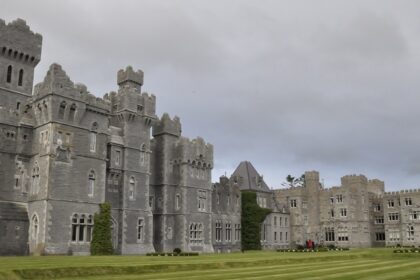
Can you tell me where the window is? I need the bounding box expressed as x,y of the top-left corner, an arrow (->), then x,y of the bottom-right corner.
336,194 -> 343,203
89,133 -> 96,152
6,65 -> 12,83
175,194 -> 181,210
189,223 -> 203,244
88,170 -> 95,197
280,231 -> 283,241
388,213 -> 399,221
215,221 -> 222,242
274,232 -> 277,243
235,224 -> 241,241
285,232 -> 288,241
290,199 -> 297,208
140,144 -> 146,166
375,232 -> 385,241
71,214 -> 93,242
373,204 -> 381,212
374,216 -> 384,224
274,216 -> 277,226
340,208 -> 347,217
198,190 -> 206,211
226,222 -> 232,242
405,198 -> 413,206
337,232 -> 349,241
409,211 -> 419,220
31,163 -> 40,195
279,217 -> 283,227
115,150 -> 121,165
227,195 -> 231,206
302,202 -> 307,209
16,102 -> 20,110
330,209 -> 335,218
18,69 -> 23,86
137,219 -> 144,241
216,193 -> 220,205
69,104 -> 76,121
236,195 -> 240,207
389,232 -> 400,242
388,199 -> 395,208
149,196 -> 154,209
129,177 -> 135,200
330,197 -> 334,204
285,217 -> 288,226
408,226 -> 415,241
261,224 -> 267,242
303,215 -> 308,225
325,227 -> 335,241
58,101 -> 66,119
31,214 -> 39,242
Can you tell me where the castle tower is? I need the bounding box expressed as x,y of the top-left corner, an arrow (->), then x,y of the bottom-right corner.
106,66 -> 156,254
0,19 -> 42,255
0,19 -> 42,104
151,116 -> 214,253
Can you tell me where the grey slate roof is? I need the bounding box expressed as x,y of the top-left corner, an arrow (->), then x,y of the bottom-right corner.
230,161 -> 271,192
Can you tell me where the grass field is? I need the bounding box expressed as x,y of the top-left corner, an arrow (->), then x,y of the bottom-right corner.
1,248 -> 419,280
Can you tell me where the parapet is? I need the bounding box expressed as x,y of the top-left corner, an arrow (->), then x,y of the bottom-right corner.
117,66 -> 144,90
0,18 -> 42,65
33,63 -> 111,111
152,113 -> 182,137
341,174 -> 368,187
177,136 -> 214,167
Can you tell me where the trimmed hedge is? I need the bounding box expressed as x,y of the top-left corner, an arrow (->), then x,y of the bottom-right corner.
394,249 -> 420,253
90,203 -> 113,255
277,248 -> 349,253
145,252 -> 199,256
241,191 -> 272,250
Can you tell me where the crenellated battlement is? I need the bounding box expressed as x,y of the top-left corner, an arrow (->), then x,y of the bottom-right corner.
117,66 -> 144,91
0,18 -> 42,65
33,63 -> 111,111
341,174 -> 368,186
384,188 -> 420,196
153,113 -> 182,137
176,136 -> 214,167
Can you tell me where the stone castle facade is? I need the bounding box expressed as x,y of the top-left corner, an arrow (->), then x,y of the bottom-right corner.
0,19 -> 287,255
0,19 -> 419,256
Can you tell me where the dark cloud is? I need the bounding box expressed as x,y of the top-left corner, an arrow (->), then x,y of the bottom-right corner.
3,0 -> 420,190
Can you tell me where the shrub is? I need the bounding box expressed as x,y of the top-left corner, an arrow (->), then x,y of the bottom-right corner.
173,248 -> 182,255
90,203 -> 113,255
241,191 -> 272,250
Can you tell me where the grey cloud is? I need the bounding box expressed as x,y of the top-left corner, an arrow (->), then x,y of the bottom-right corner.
3,0 -> 420,190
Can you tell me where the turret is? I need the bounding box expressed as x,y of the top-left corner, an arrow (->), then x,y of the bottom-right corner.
117,66 -> 143,92
153,113 -> 182,137
0,18 -> 42,96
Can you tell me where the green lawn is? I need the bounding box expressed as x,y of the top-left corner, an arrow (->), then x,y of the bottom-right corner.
1,249 -> 419,280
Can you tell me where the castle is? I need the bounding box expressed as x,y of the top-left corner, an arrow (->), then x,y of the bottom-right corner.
0,19 -> 418,256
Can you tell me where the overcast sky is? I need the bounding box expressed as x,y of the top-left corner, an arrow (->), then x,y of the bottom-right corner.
3,0 -> 420,190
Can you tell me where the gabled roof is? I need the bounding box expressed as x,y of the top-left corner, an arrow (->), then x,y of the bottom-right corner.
230,161 -> 271,192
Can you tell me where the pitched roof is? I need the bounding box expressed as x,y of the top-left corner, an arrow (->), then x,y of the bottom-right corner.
230,161 -> 271,192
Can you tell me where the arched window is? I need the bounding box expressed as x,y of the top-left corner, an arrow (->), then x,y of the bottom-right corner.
88,170 -> 95,197
140,143 -> 146,166
31,214 -> 39,242
18,69 -> 24,86
58,101 -> 66,119
129,176 -> 135,200
31,162 -> 40,195
69,103 -> 76,121
6,65 -> 12,83
90,122 -> 97,152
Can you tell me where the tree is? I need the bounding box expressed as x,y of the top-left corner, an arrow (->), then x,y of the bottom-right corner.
282,174 -> 305,188
90,203 -> 113,255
